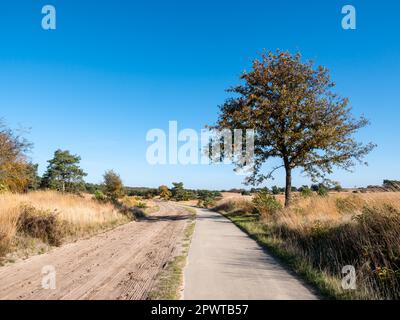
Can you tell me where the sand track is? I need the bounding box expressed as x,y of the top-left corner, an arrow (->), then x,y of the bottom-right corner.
0,202 -> 190,300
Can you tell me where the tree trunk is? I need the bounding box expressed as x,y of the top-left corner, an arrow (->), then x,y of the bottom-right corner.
284,166 -> 292,207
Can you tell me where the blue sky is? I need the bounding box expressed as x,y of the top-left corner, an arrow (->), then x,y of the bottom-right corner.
0,0 -> 399,189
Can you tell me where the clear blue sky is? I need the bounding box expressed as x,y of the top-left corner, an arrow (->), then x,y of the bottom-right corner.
1,0 -> 399,189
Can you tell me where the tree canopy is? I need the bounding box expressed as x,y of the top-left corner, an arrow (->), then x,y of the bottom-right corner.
158,185 -> 172,200
103,170 -> 124,200
211,50 -> 375,206
0,120 -> 35,192
41,149 -> 87,193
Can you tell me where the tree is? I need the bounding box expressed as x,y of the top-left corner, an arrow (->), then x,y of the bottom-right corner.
333,183 -> 343,192
158,185 -> 172,200
271,186 -> 280,195
41,149 -> 87,193
0,120 -> 33,192
197,190 -> 221,208
211,50 -> 375,207
317,185 -> 329,197
171,182 -> 185,201
26,163 -> 41,191
103,170 -> 124,200
311,184 -> 319,192
171,182 -> 194,201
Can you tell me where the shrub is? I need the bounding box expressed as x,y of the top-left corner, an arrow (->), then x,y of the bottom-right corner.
197,197 -> 216,208
271,186 -> 280,195
252,191 -> 282,217
317,185 -> 328,197
197,190 -> 221,208
135,201 -> 147,209
300,186 -> 313,197
158,185 -> 172,200
103,170 -> 124,201
333,184 -> 343,192
17,205 -> 62,246
93,190 -> 107,202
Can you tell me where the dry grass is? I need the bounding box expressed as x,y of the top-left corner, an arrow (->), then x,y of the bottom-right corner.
215,192 -> 400,299
272,192 -> 400,227
0,191 -> 132,259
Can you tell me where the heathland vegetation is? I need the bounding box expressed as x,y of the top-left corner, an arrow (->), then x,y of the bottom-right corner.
214,190 -> 400,299
1,49 -> 399,300
0,120 -> 156,262
207,50 -> 398,300
0,118 -> 220,263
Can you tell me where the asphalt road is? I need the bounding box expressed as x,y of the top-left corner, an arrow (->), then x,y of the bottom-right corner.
183,208 -> 318,300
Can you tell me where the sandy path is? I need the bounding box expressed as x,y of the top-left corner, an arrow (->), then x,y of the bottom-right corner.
0,202 -> 190,300
184,208 -> 318,300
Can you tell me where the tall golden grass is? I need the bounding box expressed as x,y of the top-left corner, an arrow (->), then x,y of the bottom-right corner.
0,191 -> 131,258
215,192 -> 400,299
274,192 -> 400,227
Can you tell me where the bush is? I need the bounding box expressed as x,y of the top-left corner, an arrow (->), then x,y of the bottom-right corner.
103,170 -> 124,201
158,185 -> 172,200
271,186 -> 280,195
17,205 -> 62,246
300,186 -> 313,197
93,190 -> 107,202
333,184 -> 343,192
252,191 -> 282,217
317,185 -> 328,197
135,201 -> 147,209
197,197 -> 216,208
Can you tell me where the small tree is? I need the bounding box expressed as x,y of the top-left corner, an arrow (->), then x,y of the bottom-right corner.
271,186 -> 280,195
158,185 -> 172,200
333,183 -> 343,192
252,190 -> 282,217
171,182 -> 187,201
0,120 -> 33,192
41,150 -> 87,193
103,170 -> 124,201
317,184 -> 329,197
311,184 -> 320,192
197,190 -> 221,208
26,163 -> 41,191
211,50 -> 375,207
